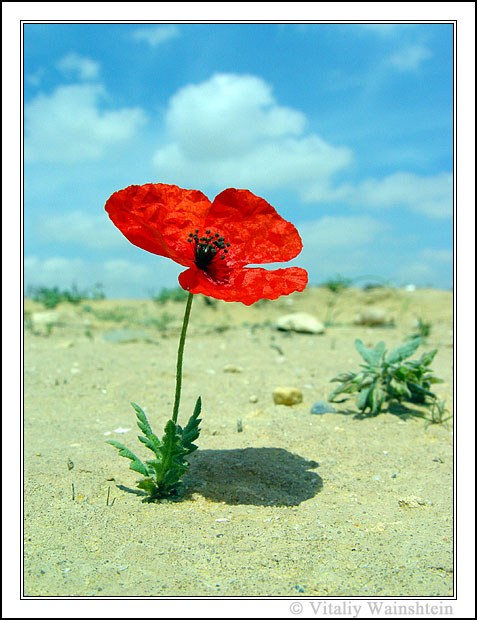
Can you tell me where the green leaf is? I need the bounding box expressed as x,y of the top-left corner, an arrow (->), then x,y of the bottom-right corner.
387,338 -> 422,364
374,341 -> 386,361
330,372 -> 356,383
137,477 -> 157,495
106,440 -> 149,477
355,339 -> 385,366
419,349 -> 438,367
179,396 -> 202,455
369,384 -> 383,414
329,381 -> 356,401
131,402 -> 161,456
357,386 -> 371,411
154,420 -> 188,491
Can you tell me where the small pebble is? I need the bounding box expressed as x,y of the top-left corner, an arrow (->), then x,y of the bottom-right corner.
249,395 -> 258,403
398,495 -> 432,508
273,386 -> 303,406
223,364 -> 243,373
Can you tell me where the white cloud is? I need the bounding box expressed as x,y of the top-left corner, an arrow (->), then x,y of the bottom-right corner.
388,44 -> 432,72
290,215 -> 388,283
153,73 -> 352,194
298,215 -> 386,252
56,52 -> 100,81
33,211 -> 128,250
305,172 -> 453,219
392,246 -> 453,287
131,25 -> 179,47
24,84 -> 146,163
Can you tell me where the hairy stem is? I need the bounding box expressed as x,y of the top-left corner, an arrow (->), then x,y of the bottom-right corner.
171,292 -> 194,425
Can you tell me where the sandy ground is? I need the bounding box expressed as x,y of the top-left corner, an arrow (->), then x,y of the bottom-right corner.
23,286 -> 454,597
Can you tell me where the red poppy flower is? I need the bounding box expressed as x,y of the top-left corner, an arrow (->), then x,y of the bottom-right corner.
105,183 -> 308,305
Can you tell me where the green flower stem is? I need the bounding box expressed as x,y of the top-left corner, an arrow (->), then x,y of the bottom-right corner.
171,291 -> 194,425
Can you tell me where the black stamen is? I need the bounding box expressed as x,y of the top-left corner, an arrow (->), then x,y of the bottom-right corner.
188,229 -> 231,271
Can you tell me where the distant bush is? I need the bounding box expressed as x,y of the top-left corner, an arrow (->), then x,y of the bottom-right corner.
152,287 -> 189,304
322,275 -> 353,294
27,283 -> 105,309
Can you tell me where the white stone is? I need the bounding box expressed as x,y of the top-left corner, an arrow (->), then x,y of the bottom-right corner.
275,312 -> 325,334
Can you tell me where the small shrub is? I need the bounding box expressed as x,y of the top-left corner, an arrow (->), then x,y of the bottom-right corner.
406,317 -> 432,341
323,274 -> 353,294
322,274 -> 352,326
28,283 -> 105,308
152,287 -> 189,304
328,337 -> 445,418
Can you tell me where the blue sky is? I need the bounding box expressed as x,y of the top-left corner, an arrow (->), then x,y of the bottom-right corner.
23,22 -> 454,297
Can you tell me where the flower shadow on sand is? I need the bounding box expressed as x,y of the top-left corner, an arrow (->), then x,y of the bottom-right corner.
182,447 -> 323,506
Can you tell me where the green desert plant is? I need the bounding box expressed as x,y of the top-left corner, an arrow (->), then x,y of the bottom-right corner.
406,317 -> 432,341
152,287 -> 189,304
427,399 -> 452,426
323,274 -> 353,294
107,399 -> 201,501
328,337 -> 444,417
28,283 -> 105,308
322,274 -> 353,326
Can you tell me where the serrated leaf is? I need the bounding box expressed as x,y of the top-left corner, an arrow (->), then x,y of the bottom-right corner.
138,434 -> 160,454
154,420 -> 188,490
387,338 -> 422,364
106,440 -> 149,477
179,396 -> 202,455
355,339 -> 385,366
137,477 -> 157,494
131,402 -> 161,456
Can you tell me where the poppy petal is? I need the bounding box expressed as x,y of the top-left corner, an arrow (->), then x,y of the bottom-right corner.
105,183 -> 212,267
205,188 -> 303,266
179,265 -> 308,306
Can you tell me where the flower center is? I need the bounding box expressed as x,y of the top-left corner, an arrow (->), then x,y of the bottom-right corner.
188,230 -> 230,271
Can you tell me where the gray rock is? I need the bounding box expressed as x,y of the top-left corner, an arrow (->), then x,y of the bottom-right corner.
310,401 -> 336,415
275,312 -> 325,334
